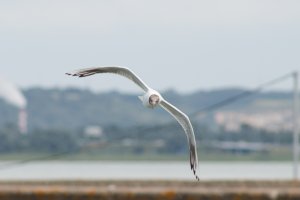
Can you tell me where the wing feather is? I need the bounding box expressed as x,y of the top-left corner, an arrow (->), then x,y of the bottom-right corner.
159,99 -> 199,180
66,67 -> 150,92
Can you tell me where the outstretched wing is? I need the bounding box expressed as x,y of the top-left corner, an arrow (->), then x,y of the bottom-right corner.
159,99 -> 199,181
66,66 -> 150,92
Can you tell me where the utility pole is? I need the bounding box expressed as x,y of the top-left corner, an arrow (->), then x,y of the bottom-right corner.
293,71 -> 299,180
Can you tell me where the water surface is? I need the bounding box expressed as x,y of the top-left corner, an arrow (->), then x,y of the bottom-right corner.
0,161 -> 296,180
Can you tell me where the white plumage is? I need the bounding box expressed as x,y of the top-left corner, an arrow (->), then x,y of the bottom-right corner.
66,66 -> 199,180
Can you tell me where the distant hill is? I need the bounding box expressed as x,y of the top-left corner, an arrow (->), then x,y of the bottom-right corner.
0,87 -> 293,131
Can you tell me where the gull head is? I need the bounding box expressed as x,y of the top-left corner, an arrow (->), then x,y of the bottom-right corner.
139,90 -> 162,109
149,94 -> 160,108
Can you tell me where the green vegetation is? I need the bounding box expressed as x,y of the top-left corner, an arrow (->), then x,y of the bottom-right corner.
0,123 -> 294,161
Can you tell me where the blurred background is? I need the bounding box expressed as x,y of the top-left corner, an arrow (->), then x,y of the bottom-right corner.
0,0 -> 299,181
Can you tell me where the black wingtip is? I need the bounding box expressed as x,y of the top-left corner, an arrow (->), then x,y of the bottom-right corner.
194,171 -> 200,181
65,72 -> 79,77
190,164 -> 199,181
65,72 -> 82,78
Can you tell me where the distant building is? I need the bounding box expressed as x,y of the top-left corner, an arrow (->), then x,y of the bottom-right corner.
211,141 -> 269,154
84,125 -> 104,137
215,110 -> 294,132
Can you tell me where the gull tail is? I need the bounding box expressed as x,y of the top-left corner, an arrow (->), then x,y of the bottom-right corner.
138,96 -> 143,101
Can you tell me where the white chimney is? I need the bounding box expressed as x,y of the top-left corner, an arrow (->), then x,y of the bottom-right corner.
0,76 -> 27,134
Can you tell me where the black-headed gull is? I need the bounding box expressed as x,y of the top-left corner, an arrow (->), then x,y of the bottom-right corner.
66,66 -> 199,180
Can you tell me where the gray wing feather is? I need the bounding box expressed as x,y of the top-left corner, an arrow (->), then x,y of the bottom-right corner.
159,99 -> 199,181
66,66 -> 150,92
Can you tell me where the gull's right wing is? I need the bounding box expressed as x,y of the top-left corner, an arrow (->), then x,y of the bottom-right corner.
66,66 -> 150,92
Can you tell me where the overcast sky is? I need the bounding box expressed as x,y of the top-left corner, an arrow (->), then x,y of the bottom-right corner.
0,0 -> 299,93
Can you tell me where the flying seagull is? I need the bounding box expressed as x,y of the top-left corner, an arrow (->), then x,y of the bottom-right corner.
66,66 -> 199,180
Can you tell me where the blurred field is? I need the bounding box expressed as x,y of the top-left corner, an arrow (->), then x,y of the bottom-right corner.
0,180 -> 299,200
0,145 -> 293,162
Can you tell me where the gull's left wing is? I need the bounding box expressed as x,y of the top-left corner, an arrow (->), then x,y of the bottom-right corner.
159,99 -> 199,181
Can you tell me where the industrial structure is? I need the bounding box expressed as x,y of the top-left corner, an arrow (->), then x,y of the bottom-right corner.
0,76 -> 27,134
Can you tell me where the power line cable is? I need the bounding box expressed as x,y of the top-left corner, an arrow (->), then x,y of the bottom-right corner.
190,71 -> 293,117
0,151 -> 72,171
